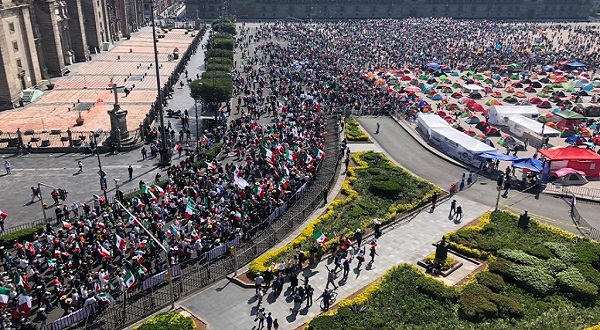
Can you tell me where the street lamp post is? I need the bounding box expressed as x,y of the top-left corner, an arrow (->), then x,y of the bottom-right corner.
149,0 -> 170,165
194,99 -> 201,153
91,131 -> 109,200
111,199 -> 176,309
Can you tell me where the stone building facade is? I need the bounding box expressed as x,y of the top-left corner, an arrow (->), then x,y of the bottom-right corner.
0,0 -> 143,108
187,0 -> 593,20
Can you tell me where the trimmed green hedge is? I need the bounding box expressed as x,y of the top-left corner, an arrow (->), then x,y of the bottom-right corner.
344,118 -> 369,141
0,226 -> 44,245
211,38 -> 234,51
206,57 -> 233,67
134,312 -> 194,330
205,49 -> 234,60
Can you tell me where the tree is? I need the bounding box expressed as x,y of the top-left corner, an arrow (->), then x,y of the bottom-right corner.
190,77 -> 232,120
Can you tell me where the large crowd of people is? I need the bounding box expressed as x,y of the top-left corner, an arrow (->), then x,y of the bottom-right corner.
3,18 -> 600,329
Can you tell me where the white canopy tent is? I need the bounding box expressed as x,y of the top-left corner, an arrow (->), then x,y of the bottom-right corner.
488,105 -> 539,126
429,126 -> 496,167
507,115 -> 560,138
416,113 -> 451,138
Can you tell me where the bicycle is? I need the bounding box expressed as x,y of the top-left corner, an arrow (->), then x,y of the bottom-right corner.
320,290 -> 338,310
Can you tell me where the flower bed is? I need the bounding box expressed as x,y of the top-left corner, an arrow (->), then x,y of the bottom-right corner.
307,211 -> 600,329
248,151 -> 438,275
134,312 -> 195,330
344,118 -> 369,141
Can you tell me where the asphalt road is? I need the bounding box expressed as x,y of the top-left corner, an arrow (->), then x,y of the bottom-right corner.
358,116 -> 600,234
0,150 -> 166,228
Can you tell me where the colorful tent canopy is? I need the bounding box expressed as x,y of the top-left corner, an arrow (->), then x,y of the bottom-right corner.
539,147 -> 600,161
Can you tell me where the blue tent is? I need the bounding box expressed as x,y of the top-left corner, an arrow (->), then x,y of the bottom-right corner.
512,158 -> 543,172
565,135 -> 585,145
427,62 -> 441,69
478,150 -> 519,161
567,61 -> 586,68
418,100 -> 429,107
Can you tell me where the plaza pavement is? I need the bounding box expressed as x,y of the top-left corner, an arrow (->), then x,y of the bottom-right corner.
0,26 -> 197,136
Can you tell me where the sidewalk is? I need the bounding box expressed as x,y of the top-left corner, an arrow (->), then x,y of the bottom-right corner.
177,138 -> 490,329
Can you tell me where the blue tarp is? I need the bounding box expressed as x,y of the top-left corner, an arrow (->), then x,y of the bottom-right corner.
478,150 -> 520,161
512,158 -> 543,172
567,61 -> 586,67
427,62 -> 441,69
418,100 -> 429,107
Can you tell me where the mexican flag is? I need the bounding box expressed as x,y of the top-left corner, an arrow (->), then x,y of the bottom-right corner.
300,151 -> 313,164
285,149 -> 296,162
314,147 -> 326,160
199,135 -> 209,144
312,231 -> 329,244
23,241 -> 35,255
18,294 -> 32,316
124,270 -> 136,289
153,185 -> 165,196
0,287 -> 10,307
141,184 -> 156,199
114,234 -> 127,251
203,161 -> 217,170
97,292 -> 115,304
260,146 -> 274,163
184,200 -> 195,219
128,215 -> 139,226
97,245 -> 111,258
47,259 -> 56,270
253,184 -> 266,198
0,210 -> 7,220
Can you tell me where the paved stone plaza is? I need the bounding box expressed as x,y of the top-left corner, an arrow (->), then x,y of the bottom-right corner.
0,27 -> 197,134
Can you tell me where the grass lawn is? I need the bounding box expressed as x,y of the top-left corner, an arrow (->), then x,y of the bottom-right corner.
248,151 -> 438,275
308,211 -> 600,330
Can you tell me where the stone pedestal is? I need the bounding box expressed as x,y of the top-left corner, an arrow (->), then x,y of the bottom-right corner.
108,103 -> 128,145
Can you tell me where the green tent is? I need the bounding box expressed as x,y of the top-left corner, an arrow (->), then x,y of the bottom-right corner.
564,85 -> 575,92
418,74 -> 428,80
554,110 -> 586,120
439,75 -> 448,81
508,63 -> 522,70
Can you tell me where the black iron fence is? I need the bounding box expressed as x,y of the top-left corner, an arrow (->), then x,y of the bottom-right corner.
49,115 -> 341,330
570,195 -> 600,241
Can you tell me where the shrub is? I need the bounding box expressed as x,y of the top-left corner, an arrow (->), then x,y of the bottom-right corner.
416,276 -> 459,302
448,242 -> 490,260
576,263 -> 600,287
211,38 -> 234,50
344,118 -> 369,141
476,272 -> 505,292
0,226 -> 44,245
368,180 -> 402,197
556,267 -> 598,300
212,22 -> 236,35
134,312 -> 194,330
498,249 -> 542,266
205,49 -> 234,60
206,142 -> 223,159
523,244 -> 555,259
542,258 -> 568,276
206,57 -> 233,67
488,258 -> 513,278
573,240 -> 600,264
459,283 -> 498,321
205,63 -> 232,73
489,293 -> 525,318
544,242 -> 579,264
508,264 -> 556,295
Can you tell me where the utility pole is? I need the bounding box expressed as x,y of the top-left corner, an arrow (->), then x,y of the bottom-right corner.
150,0 -> 170,165
37,182 -> 66,226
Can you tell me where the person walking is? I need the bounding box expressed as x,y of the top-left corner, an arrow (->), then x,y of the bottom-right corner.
77,161 -> 83,173
375,122 -> 380,134
128,165 -> 134,181
369,244 -> 378,264
322,187 -> 328,204
321,289 -> 332,311
342,258 -> 350,280
255,308 -> 266,329
4,161 -> 11,175
455,204 -> 463,222
325,267 -> 338,289
356,249 -> 365,269
31,186 -> 40,203
430,191 -> 438,212
141,147 -> 147,160
353,229 -> 363,248
306,284 -> 314,307
273,319 -> 279,330
266,312 -> 273,330
449,199 -> 457,218
255,273 -> 264,295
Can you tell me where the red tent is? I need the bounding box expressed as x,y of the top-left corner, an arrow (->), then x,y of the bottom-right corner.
537,101 -> 552,108
539,147 -> 600,178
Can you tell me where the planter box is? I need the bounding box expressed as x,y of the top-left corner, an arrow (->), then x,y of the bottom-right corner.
40,139 -> 51,147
